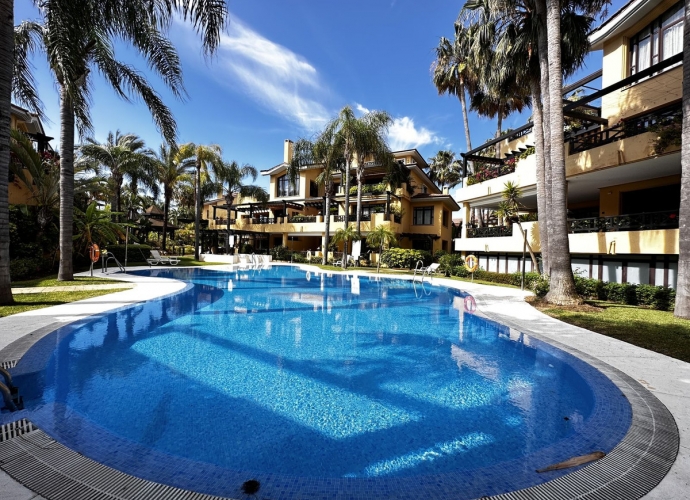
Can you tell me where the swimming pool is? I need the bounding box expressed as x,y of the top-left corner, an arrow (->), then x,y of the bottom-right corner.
7,266 -> 632,499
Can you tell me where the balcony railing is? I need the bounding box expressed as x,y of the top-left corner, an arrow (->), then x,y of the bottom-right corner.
333,215 -> 347,222
568,104 -> 682,155
289,215 -> 317,223
568,210 -> 679,233
467,226 -> 513,238
251,217 -> 276,224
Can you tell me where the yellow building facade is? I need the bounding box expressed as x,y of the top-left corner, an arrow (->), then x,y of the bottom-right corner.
454,0 -> 683,287
202,140 -> 459,260
9,104 -> 54,205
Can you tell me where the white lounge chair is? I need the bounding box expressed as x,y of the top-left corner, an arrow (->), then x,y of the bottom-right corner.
413,262 -> 440,282
147,249 -> 180,266
333,255 -> 356,266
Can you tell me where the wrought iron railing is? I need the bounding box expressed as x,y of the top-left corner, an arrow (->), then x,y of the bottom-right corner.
568,104 -> 682,155
466,226 -> 513,238
289,215 -> 317,223
360,214 -> 371,222
568,210 -> 679,233
333,215 -> 346,222
252,217 -> 276,224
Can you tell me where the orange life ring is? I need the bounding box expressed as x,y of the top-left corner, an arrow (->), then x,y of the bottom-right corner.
90,243 -> 100,263
464,295 -> 477,314
465,254 -> 479,272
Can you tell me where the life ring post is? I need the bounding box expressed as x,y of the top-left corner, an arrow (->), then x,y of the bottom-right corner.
464,254 -> 479,281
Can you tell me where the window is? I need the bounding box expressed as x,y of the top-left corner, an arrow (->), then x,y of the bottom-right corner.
442,210 -> 449,227
309,180 -> 319,197
277,174 -> 299,197
630,2 -> 683,75
413,206 -> 434,225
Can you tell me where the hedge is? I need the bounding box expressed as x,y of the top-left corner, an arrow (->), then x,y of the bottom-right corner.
10,257 -> 53,281
380,248 -> 432,269
102,244 -> 152,263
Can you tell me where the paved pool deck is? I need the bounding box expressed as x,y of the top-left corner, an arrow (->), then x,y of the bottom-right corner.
0,264 -> 687,499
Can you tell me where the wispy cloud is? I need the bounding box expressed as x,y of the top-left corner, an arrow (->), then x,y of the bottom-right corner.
180,17 -> 330,131
388,116 -> 442,151
355,103 -> 370,115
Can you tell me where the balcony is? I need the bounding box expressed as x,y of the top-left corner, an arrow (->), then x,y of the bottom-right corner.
467,225 -> 513,238
568,210 -> 679,233
288,215 -> 317,223
568,104 -> 682,155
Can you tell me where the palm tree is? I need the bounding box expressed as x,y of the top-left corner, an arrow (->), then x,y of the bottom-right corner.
217,160 -> 269,251
289,133 -> 342,265
153,144 -> 194,250
366,225 -> 398,273
352,110 -> 393,234
78,131 -> 154,219
497,182 -> 539,269
178,143 -> 224,260
7,1 -> 228,289
674,1 -> 690,318
331,225 -> 361,268
427,150 -> 462,190
73,201 -> 126,255
432,25 -> 476,153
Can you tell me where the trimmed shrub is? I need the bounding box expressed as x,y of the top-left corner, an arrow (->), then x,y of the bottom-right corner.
103,244 -> 152,263
432,250 -> 448,262
291,253 -> 308,263
10,257 -> 51,281
270,245 -> 292,261
380,248 -> 432,269
438,254 -> 465,276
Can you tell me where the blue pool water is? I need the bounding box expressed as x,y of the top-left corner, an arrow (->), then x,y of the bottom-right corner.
7,266 -> 632,499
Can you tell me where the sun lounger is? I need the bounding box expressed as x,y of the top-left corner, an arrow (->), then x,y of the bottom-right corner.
147,249 -> 180,266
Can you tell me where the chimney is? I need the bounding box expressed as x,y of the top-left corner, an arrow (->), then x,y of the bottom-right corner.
443,187 -> 449,195
284,139 -> 294,164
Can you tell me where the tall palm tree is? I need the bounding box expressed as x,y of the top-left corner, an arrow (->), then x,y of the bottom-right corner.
366,225 -> 398,273
0,0 -> 15,303
674,0 -> 690,318
178,143 -> 224,260
432,25 -> 477,153
427,150 -> 462,190
7,1 -> 228,289
217,160 -> 269,251
352,110 -> 393,234
289,132 -> 343,265
78,131 -> 154,219
154,144 -> 194,250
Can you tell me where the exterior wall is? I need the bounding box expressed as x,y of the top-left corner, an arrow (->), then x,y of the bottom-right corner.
599,175 -> 680,216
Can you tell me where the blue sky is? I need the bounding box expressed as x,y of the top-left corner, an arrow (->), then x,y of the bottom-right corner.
14,0 -> 627,193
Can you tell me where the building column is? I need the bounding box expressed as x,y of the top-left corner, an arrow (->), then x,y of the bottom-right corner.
460,202 -> 470,239
282,233 -> 288,247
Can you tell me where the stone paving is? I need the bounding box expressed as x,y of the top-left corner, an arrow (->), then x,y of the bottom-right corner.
11,284 -> 133,295
0,264 -> 687,499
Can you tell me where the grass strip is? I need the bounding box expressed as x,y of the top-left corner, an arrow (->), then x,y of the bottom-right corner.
0,289 -> 124,318
529,298 -> 690,363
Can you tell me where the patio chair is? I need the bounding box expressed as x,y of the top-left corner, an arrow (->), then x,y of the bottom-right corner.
147,249 -> 180,266
334,255 -> 356,266
413,261 -> 440,282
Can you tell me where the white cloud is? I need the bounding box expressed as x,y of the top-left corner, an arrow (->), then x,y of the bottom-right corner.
180,17 -> 330,131
355,103 -> 370,115
388,116 -> 441,151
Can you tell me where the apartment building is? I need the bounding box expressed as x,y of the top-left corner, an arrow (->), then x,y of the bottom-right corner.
201,140 -> 459,258
9,104 -> 55,205
454,0 -> 684,287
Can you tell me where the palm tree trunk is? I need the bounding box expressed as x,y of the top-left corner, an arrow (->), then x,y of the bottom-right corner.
58,87 -> 75,281
544,0 -> 579,305
377,242 -> 382,273
194,162 -> 201,260
536,0 -> 551,275
343,160 -> 352,269
162,188 -> 171,250
531,78 -> 549,274
495,113 -> 503,158
459,84 -> 472,151
0,0 -> 14,304
323,190 -> 331,265
356,169 -> 363,234
459,83 -> 473,177
516,221 -> 539,270
674,0 -> 690,317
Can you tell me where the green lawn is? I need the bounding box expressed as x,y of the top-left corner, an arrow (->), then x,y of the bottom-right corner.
531,299 -> 690,363
12,275 -> 121,288
0,289 -> 126,318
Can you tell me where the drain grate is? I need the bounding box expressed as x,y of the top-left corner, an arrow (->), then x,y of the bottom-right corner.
0,419 -> 35,442
0,359 -> 18,370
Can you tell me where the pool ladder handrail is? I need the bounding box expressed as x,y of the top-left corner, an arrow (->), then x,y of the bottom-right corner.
101,253 -> 125,273
413,260 -> 435,283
